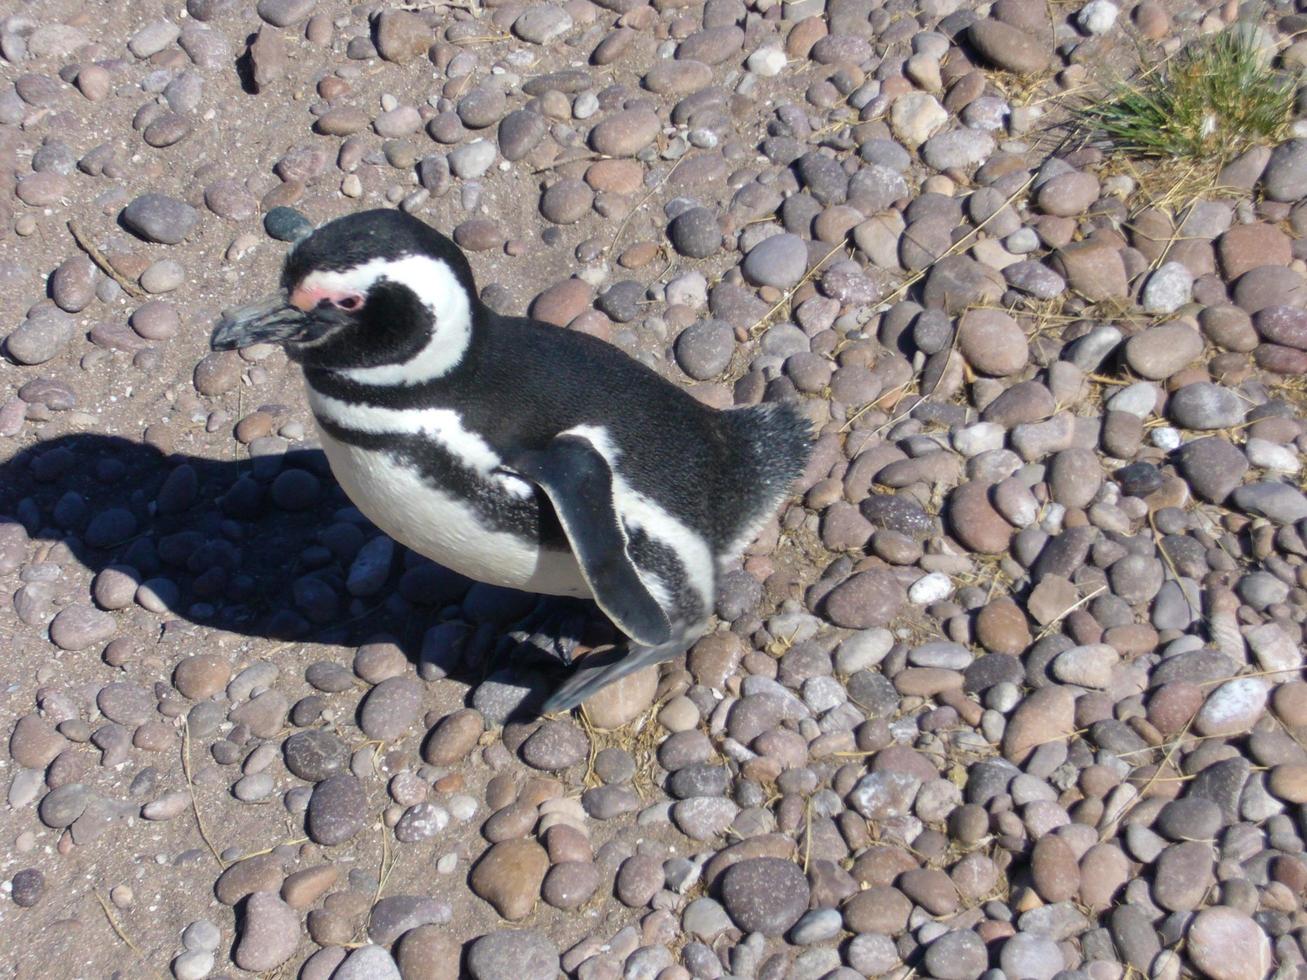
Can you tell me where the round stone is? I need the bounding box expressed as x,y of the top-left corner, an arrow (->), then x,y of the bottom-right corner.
719,858 -> 809,936
742,234 -> 807,288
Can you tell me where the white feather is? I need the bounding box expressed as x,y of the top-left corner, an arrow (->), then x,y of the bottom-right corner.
314,424 -> 590,597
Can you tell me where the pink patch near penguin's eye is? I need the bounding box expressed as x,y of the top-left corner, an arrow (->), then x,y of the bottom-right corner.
290,285 -> 363,312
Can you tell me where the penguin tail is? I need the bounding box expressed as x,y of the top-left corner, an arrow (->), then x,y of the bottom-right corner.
718,400 -> 814,549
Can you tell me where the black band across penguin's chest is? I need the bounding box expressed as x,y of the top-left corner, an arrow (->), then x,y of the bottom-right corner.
313,416 -> 568,549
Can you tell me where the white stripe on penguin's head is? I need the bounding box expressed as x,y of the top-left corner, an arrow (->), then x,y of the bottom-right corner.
295,254 -> 473,385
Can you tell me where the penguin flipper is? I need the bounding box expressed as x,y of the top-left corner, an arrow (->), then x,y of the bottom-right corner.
507,436 -> 673,648
541,640 -> 685,714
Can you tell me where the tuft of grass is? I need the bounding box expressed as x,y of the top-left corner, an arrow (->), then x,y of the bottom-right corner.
1082,27 -> 1297,165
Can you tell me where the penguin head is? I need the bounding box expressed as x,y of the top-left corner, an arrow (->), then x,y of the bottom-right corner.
211,210 -> 481,382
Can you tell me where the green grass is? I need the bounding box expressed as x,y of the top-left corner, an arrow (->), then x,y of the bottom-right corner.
1082,27 -> 1298,164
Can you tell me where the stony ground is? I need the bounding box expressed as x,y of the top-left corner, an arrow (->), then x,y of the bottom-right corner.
3,0 -> 1307,977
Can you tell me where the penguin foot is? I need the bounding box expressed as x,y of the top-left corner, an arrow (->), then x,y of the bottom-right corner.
507,597 -> 594,667
541,638 -> 688,714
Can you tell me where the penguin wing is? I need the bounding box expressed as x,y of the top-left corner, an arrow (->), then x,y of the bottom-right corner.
506,435 -> 673,647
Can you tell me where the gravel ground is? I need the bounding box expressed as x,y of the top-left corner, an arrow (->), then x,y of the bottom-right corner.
3,0 -> 1307,977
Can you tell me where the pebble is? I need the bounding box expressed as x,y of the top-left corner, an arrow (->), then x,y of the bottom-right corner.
589,109 -> 659,156
234,892 -> 298,972
359,676 -> 423,741
467,930 -> 559,980
307,774 -> 368,845
120,194 -> 198,244
469,839 -> 549,920
1187,907 -> 1272,980
719,858 -> 809,935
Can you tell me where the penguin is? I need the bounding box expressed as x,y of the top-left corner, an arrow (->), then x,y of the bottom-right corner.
211,209 -> 812,712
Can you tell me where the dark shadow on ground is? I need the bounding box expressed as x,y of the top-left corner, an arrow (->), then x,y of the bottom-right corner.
0,433 -> 601,721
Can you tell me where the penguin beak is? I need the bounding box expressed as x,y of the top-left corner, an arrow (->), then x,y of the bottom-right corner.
210,291 -> 312,350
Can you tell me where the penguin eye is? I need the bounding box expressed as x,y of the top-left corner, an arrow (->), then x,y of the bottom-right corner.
333,294 -> 363,311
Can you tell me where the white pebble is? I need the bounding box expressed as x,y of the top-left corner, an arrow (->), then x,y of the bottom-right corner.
572,92 -> 598,119
908,571 -> 954,605
746,47 -> 787,77
952,422 -> 1006,456
1151,426 -> 1182,450
447,793 -> 478,821
436,852 -> 458,874
1078,0 -> 1119,34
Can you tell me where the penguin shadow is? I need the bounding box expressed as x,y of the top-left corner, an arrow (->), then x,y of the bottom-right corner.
0,432 -> 586,721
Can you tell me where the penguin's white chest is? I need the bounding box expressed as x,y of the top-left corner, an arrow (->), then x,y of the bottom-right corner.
310,408 -> 590,599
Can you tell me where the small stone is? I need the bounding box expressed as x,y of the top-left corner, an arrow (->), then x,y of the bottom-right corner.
368,895 -> 452,945
234,892 -> 298,972
307,773 -> 367,845
958,309 -> 1027,376
1169,383 -> 1246,430
374,10 -> 431,63
359,676 -> 423,741
742,234 -> 807,289
1195,678 -> 1267,736
1187,907 -> 1272,980
720,858 -> 809,936
823,569 -> 906,628
968,19 -> 1050,74
1141,261 -> 1193,315
10,868 -> 44,908
121,194 -> 198,244
520,720 -> 588,770
469,839 -> 549,920
466,929 -> 559,980
589,109 -> 660,156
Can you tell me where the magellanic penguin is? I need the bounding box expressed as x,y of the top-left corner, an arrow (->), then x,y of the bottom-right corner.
211,209 -> 813,712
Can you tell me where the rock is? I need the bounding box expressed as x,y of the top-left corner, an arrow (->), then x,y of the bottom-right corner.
49,604 -> 115,651
890,92 -> 948,148
1168,383 -> 1246,430
1141,261 -> 1193,314
958,309 -> 1027,376
121,194 -> 198,244
1187,908 -> 1272,980
923,929 -> 988,980
306,774 -> 367,845
581,663 -> 657,728
948,482 -> 1013,554
359,676 -> 423,741
720,858 -> 809,936
1263,139 -> 1307,202
1053,240 -> 1128,301
467,930 -> 559,980
374,10 -> 431,62
1125,323 -> 1203,380
589,109 -> 659,156
1176,437 -> 1248,503
368,895 -> 452,945
234,892 -> 298,972
469,839 -> 549,920
1195,678 -> 1267,736
334,946 -> 401,980
520,720 -> 588,770
1003,685 -> 1075,763
968,19 -> 1050,74
1231,482 -> 1307,523
6,309 -> 76,365
823,569 -> 906,628
742,234 -> 808,289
